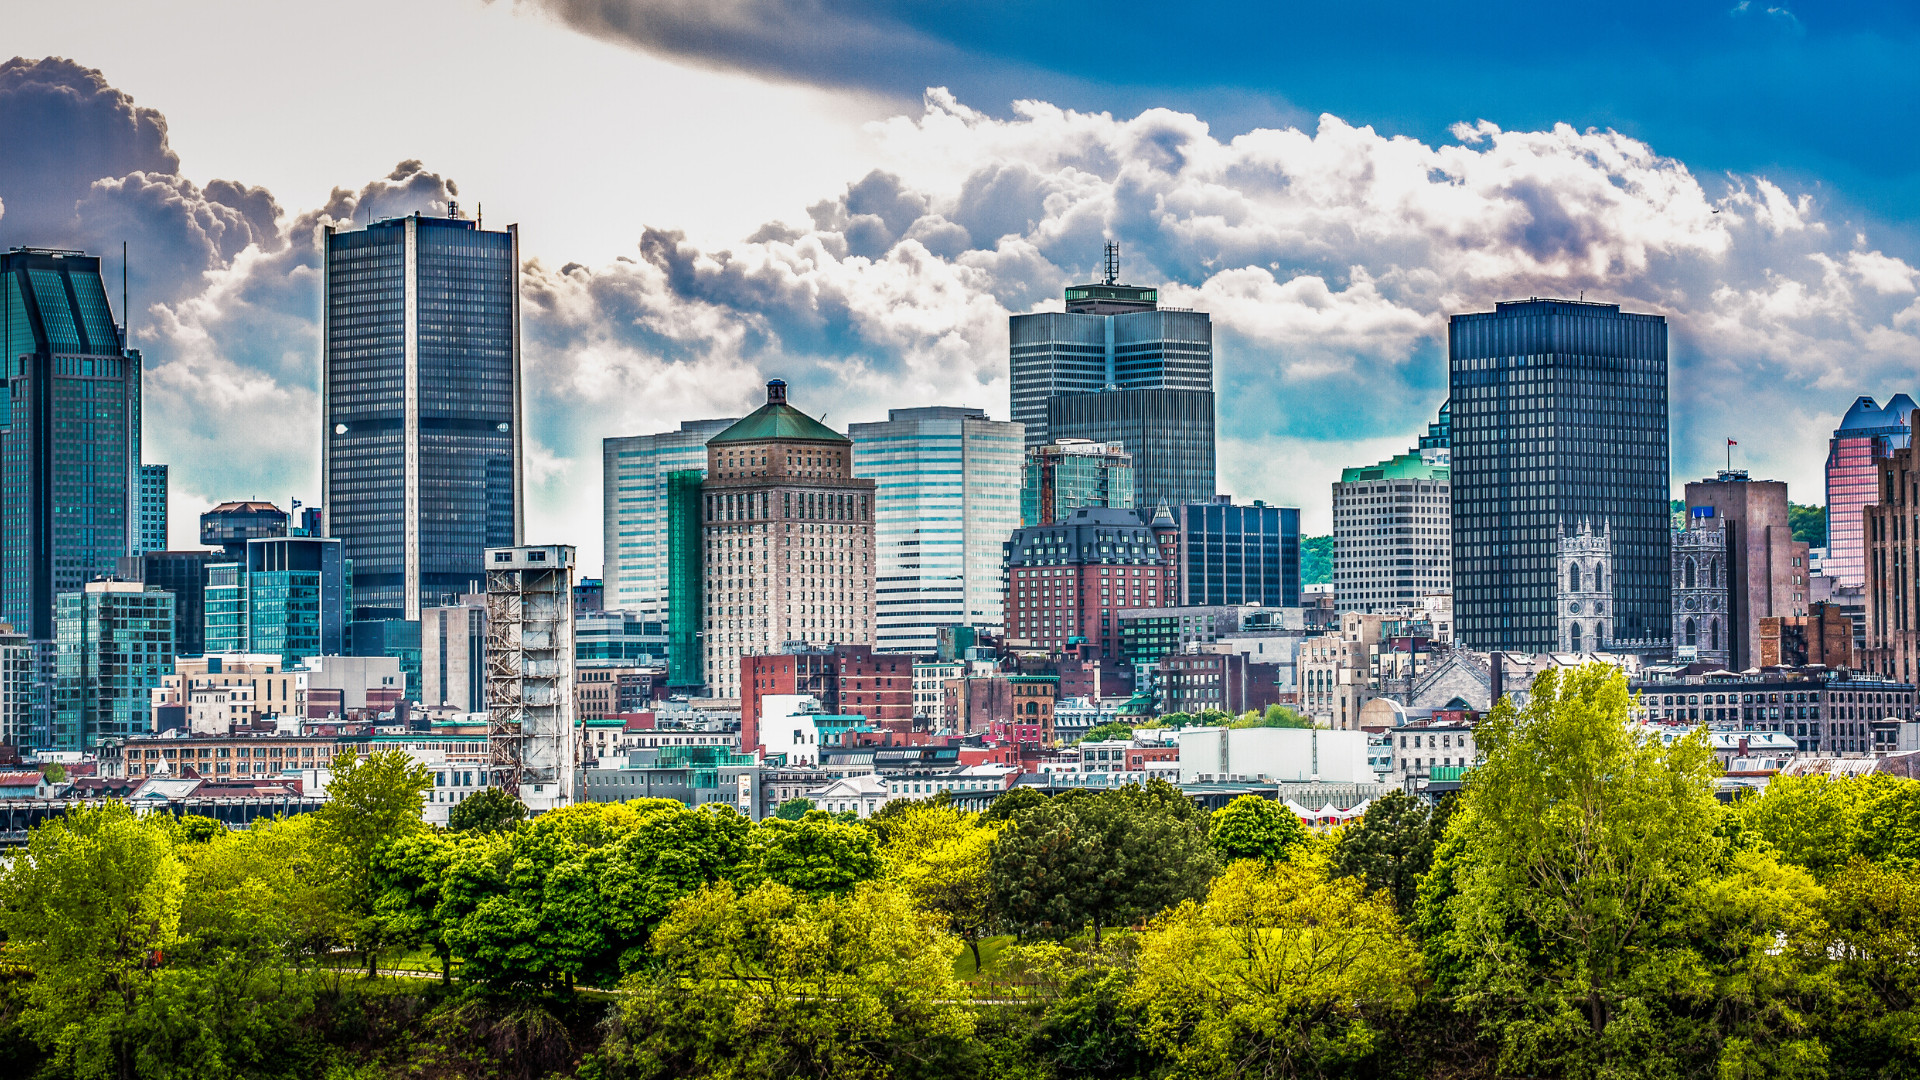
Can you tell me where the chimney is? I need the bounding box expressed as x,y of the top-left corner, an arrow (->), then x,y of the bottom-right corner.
766,379 -> 788,405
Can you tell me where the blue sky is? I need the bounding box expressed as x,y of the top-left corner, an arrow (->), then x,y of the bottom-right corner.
5,0 -> 1919,570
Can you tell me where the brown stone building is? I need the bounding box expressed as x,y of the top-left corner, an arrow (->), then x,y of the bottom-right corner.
1864,444 -> 1920,683
738,644 -> 911,754
1683,473 -> 1810,670
943,673 -> 1059,742
701,380 -> 877,698
1759,602 -> 1855,669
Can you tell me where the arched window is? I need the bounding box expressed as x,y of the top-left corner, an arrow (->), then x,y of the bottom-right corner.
1568,563 -> 1581,593
1570,622 -> 1582,652
1709,619 -> 1720,653
1709,560 -> 1719,589
1685,618 -> 1697,647
1595,566 -> 1605,593
1683,557 -> 1696,589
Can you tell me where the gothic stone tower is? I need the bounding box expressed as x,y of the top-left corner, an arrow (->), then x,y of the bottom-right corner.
1557,519 -> 1614,653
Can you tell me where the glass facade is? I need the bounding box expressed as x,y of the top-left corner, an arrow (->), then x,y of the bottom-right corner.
323,214 -> 519,622
200,537 -> 349,664
849,407 -> 1024,652
2,249 -> 142,642
1824,394 -> 1915,589
136,463 -> 167,554
1010,303 -> 1213,448
1048,388 -> 1216,511
665,469 -> 705,688
1178,500 -> 1300,607
602,418 -> 737,616
53,582 -> 174,750
1449,300 -> 1670,652
1020,438 -> 1134,527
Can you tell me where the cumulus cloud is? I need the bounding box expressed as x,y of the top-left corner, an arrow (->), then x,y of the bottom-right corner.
6,56 -> 1918,564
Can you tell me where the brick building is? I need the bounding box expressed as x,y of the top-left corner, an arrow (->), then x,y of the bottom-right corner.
739,644 -> 912,754
1865,444 -> 1920,684
1003,506 -> 1175,660
1155,651 -> 1284,715
1760,602 -> 1855,669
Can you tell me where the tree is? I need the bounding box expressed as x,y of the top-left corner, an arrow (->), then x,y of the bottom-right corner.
772,797 -> 815,820
447,786 -> 527,833
1208,793 -> 1310,864
1736,772 -> 1920,879
1788,503 -> 1826,546
1129,859 -> 1421,1079
1812,857 -> 1920,1070
605,880 -> 977,1080
0,803 -> 183,1080
39,761 -> 66,784
312,748 -> 433,975
1420,663 -> 1754,1076
1229,705 -> 1314,729
1299,534 -> 1332,585
744,815 -> 882,896
980,785 -> 1048,824
991,779 -> 1216,941
1329,790 -> 1445,919
881,803 -> 1002,971
1078,721 -> 1135,744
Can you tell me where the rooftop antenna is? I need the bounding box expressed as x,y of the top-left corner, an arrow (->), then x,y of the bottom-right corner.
121,240 -> 129,350
1103,242 -> 1120,286
476,202 -> 483,230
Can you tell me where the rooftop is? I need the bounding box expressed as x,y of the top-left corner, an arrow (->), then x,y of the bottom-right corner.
708,380 -> 847,445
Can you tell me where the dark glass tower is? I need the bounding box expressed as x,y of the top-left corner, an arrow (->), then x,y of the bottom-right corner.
1,247 -> 143,641
1178,499 -> 1300,607
1009,247 -> 1215,503
322,212 -> 521,622
1449,299 -> 1670,653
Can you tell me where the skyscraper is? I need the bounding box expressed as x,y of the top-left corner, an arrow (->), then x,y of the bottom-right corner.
1177,498 -> 1301,608
700,380 -> 877,698
200,501 -> 288,558
849,406 -> 1023,652
203,536 -> 350,664
1,247 -> 143,641
1333,408 -> 1452,614
1682,473 -> 1808,671
322,210 -> 521,623
1825,394 -> 1915,589
1449,299 -> 1671,652
602,418 -> 739,616
1021,438 -> 1135,527
53,580 -> 174,750
1009,247 -> 1215,506
136,464 -> 168,555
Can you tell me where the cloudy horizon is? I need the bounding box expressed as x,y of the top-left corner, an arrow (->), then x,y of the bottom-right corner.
5,1 -> 1918,576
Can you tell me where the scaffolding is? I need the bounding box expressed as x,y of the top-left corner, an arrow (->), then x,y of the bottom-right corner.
485,545 -> 577,811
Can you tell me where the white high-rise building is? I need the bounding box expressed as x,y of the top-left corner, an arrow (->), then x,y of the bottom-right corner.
601,418 -> 738,617
1333,451 -> 1451,614
850,407 -> 1024,653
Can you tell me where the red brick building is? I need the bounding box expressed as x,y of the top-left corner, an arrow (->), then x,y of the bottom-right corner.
1003,506 -> 1175,660
739,644 -> 912,753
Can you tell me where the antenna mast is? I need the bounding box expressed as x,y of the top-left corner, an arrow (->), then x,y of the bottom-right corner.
122,240 -> 129,349
1103,242 -> 1120,286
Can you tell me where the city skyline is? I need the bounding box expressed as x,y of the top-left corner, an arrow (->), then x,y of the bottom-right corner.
4,5 -> 1920,580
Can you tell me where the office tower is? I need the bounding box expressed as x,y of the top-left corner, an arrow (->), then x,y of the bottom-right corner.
700,380 -> 876,698
665,469 -> 705,689
850,406 -> 1024,652
1825,394 -> 1916,588
1683,473 -> 1807,670
322,210 -> 522,623
1668,512 -> 1731,666
0,629 -> 30,749
1334,444 -> 1451,614
350,619 -> 422,703
52,580 -> 174,750
1047,389 -> 1216,511
1003,506 -> 1171,659
483,544 -> 577,812
202,536 -> 350,664
602,418 -> 739,616
1021,438 -> 1134,527
200,501 -> 288,558
115,550 -> 227,658
422,596 -> 486,711
1,248 -> 143,641
1177,497 -> 1300,608
1449,299 -> 1670,653
1009,246 -> 1212,448
135,464 -> 168,555
1861,444 -> 1920,682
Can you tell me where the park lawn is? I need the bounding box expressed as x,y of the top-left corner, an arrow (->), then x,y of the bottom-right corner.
952,934 -> 1016,980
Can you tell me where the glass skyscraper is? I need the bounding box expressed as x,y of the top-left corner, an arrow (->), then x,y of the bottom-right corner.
2,248 -> 143,641
1824,394 -> 1915,588
322,211 -> 520,623
1021,438 -> 1134,527
203,536 -> 349,664
850,406 -> 1024,652
1449,299 -> 1670,652
1177,499 -> 1301,608
602,417 -> 738,616
53,580 -> 173,750
1009,251 -> 1215,508
135,463 -> 167,554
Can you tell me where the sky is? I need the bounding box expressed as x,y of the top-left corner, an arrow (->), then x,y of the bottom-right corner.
5,0 -> 1919,575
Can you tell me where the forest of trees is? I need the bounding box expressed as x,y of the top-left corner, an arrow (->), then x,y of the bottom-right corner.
4,664 -> 1920,1079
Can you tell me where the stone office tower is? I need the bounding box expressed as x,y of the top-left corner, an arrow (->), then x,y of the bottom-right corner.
322,209 -> 522,624
700,381 -> 877,698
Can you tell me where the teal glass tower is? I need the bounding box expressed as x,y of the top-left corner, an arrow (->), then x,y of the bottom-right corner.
2,247 -> 143,641
53,580 -> 173,750
322,211 -> 521,623
204,536 -> 350,664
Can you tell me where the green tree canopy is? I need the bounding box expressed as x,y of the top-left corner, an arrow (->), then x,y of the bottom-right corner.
1078,721 -> 1135,743
881,802 -> 1002,970
772,797 -> 815,820
1329,790 -> 1447,919
313,748 -> 433,975
1207,794 -> 1310,864
446,786 -> 527,834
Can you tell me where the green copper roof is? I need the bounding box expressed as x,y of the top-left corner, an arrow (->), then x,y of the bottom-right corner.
710,382 -> 846,445
1339,451 -> 1449,484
